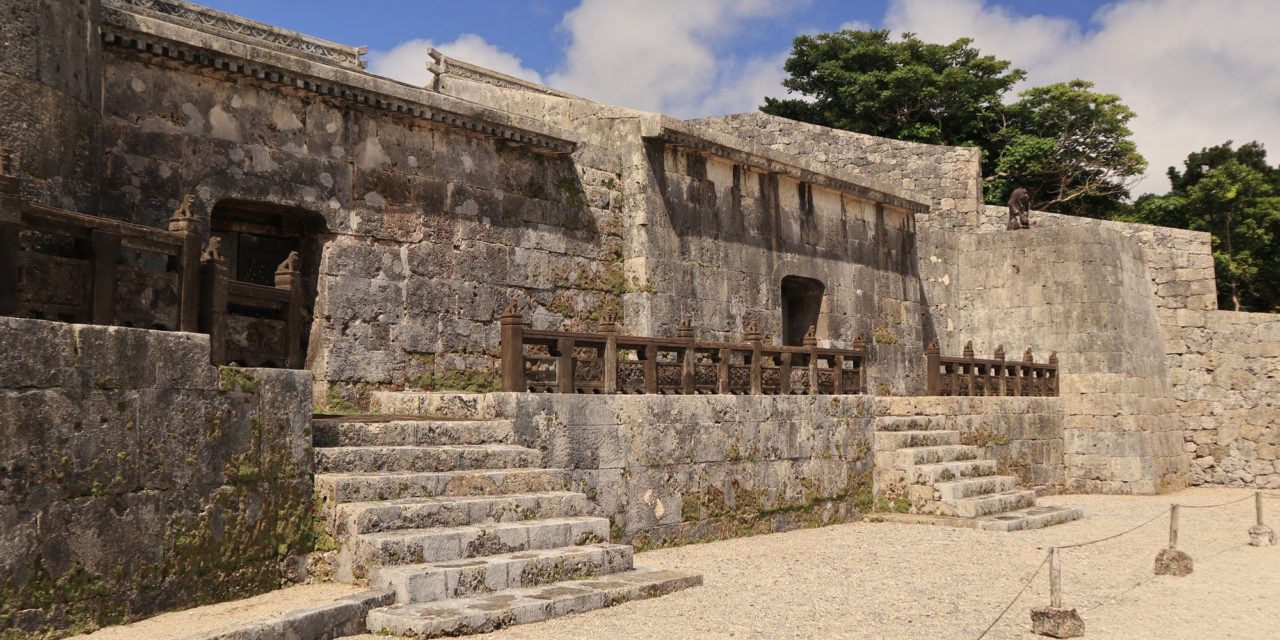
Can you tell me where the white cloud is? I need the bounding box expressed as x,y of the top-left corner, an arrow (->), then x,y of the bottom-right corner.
884,0 -> 1280,195
547,0 -> 797,117
367,34 -> 543,87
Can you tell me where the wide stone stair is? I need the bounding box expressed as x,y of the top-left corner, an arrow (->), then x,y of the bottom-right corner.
872,415 -> 1083,531
312,400 -> 700,638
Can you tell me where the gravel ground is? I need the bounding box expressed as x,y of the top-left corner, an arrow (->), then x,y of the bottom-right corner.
344,486 -> 1280,640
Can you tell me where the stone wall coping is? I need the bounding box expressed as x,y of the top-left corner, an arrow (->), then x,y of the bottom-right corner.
428,48 -> 581,100
980,204 -> 1213,247
101,7 -> 580,155
697,112 -> 985,158
641,114 -> 932,213
105,0 -> 368,69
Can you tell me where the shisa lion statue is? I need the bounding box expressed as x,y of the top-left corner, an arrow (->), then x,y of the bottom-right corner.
1007,187 -> 1031,230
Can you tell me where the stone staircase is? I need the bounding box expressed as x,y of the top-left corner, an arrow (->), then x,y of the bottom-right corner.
872,415 -> 1083,531
312,396 -> 700,637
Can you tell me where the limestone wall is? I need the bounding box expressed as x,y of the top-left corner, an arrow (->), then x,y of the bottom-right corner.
929,226 -> 1185,494
481,394 -> 875,549
0,318 -> 314,637
1169,310 -> 1280,488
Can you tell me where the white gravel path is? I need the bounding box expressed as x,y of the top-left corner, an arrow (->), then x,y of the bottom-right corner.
347,487 -> 1280,640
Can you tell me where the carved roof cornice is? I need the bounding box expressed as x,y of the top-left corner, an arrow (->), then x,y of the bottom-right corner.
641,114 -> 930,213
105,0 -> 368,69
100,6 -> 578,155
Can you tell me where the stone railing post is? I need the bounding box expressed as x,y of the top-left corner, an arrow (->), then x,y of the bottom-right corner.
993,344 -> 1006,397
804,325 -> 819,394
853,334 -> 867,393
678,313 -> 695,394
746,322 -> 762,395
0,151 -> 20,316
963,340 -> 976,396
600,314 -> 618,394
643,344 -> 658,394
499,300 -> 525,392
1048,351 -> 1059,396
556,337 -> 576,393
717,347 -> 731,394
1021,347 -> 1033,397
167,195 -> 205,333
198,237 -> 229,365
274,251 -> 304,369
926,340 -> 941,395
90,229 -> 121,326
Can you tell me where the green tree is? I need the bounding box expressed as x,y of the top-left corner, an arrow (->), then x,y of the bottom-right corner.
762,30 -> 1147,219
761,29 -> 1025,147
1130,141 -> 1280,311
986,80 -> 1147,218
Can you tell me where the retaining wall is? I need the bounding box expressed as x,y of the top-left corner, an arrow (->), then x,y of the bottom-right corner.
0,318 -> 313,637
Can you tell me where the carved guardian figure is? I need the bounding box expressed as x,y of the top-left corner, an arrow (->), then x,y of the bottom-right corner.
1007,187 -> 1031,230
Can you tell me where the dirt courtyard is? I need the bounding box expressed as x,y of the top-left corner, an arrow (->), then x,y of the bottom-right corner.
347,486 -> 1279,640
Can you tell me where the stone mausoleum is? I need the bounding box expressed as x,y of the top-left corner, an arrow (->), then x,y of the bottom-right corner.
2,0 -> 1276,637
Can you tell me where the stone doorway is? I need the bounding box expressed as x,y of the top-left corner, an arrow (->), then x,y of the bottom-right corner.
781,275 -> 824,346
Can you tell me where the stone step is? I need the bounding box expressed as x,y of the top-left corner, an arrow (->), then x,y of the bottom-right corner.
911,459 -> 999,484
370,392 -> 498,420
352,516 -> 612,567
875,415 -> 949,432
371,543 -> 634,604
314,419 -> 513,447
898,444 -> 982,466
336,492 -> 590,535
315,469 -> 570,503
874,430 -> 961,450
932,475 -> 1021,502
365,568 -> 702,638
975,505 -> 1086,532
316,445 -> 541,474
954,489 -> 1038,518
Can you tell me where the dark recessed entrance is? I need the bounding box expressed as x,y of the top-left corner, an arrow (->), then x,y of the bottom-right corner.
781,275 -> 824,346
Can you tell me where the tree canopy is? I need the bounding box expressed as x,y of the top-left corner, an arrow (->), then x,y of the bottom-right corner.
761,30 -> 1146,218
1128,141 -> 1280,311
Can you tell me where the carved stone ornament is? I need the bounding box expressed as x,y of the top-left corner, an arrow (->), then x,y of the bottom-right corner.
200,236 -> 224,263
276,251 -> 300,273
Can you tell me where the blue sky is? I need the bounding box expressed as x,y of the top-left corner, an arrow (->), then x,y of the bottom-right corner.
194,0 -> 1279,195
197,1 -> 1111,80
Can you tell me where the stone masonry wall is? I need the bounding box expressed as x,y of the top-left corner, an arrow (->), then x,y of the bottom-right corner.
1170,310 -> 1280,488
485,394 -> 876,549
0,318 -> 313,638
938,226 -> 1185,494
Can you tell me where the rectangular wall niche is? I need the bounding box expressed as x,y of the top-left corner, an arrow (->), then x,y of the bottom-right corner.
781,275 -> 824,346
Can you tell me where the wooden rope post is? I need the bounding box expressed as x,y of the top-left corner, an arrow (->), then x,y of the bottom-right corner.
1031,546 -> 1084,638
498,300 -> 525,392
1154,503 -> 1193,576
1250,490 -> 1276,546
1049,547 -> 1062,608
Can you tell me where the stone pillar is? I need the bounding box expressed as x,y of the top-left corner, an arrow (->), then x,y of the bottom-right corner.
0,0 -> 103,214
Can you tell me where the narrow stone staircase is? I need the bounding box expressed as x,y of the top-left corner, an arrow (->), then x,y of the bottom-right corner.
312,403 -> 700,637
872,415 -> 1083,531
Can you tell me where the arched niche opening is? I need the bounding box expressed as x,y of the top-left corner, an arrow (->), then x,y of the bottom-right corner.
210,200 -> 327,368
781,275 -> 824,346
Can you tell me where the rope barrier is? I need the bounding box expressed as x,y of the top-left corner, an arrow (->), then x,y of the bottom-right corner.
974,552 -> 1051,640
1175,493 -> 1255,509
1055,510 -> 1167,549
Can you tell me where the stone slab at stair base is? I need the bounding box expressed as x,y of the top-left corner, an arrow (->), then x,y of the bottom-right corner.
365,569 -> 703,638
70,586 -> 393,640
